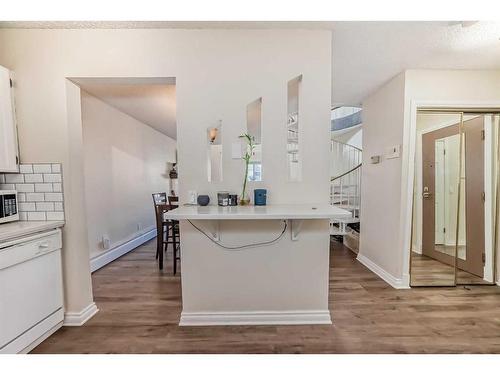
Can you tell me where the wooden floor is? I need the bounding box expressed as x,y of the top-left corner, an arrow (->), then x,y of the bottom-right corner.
434,244 -> 466,259
32,239 -> 500,354
411,252 -> 489,286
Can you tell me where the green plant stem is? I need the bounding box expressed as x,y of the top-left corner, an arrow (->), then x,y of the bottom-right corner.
241,159 -> 249,199
238,133 -> 255,202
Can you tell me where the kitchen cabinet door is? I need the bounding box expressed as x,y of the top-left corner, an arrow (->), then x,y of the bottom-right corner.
0,65 -> 19,173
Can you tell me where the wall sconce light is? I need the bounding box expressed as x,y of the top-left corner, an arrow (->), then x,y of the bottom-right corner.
208,127 -> 219,143
208,120 -> 222,144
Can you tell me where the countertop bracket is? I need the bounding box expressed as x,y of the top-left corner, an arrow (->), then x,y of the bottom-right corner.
290,219 -> 304,241
206,220 -> 220,242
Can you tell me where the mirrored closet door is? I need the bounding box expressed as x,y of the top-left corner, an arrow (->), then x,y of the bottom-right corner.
410,111 -> 499,287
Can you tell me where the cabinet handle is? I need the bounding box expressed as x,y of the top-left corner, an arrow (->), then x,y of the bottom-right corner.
38,242 -> 50,249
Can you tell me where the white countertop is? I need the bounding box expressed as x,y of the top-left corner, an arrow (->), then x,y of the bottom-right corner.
0,221 -> 65,244
163,204 -> 352,220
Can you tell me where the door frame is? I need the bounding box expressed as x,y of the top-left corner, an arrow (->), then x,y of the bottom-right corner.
403,100 -> 500,287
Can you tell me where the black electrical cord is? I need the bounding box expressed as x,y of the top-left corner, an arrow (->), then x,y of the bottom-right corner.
187,219 -> 288,250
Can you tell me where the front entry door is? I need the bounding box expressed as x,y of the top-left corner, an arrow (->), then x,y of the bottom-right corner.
421,117 -> 485,278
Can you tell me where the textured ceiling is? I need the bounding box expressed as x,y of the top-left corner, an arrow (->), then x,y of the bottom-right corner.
2,21 -> 500,106
332,21 -> 500,105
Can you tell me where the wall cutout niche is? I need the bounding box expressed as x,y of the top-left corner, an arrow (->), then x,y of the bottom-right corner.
246,98 -> 262,181
287,75 -> 302,181
207,122 -> 223,182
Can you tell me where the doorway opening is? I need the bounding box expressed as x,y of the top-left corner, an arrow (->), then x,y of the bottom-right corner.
69,77 -> 177,272
410,110 -> 500,287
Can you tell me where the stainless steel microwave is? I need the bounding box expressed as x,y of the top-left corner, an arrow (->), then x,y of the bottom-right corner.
0,190 -> 19,224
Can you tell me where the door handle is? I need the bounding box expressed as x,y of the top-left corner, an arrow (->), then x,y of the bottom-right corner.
422,192 -> 432,199
37,242 -> 50,254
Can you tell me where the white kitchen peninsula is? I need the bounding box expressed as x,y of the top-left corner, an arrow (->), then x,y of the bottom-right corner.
164,204 -> 351,326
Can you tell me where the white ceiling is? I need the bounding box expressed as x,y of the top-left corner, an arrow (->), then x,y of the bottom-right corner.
331,21 -> 500,106
3,21 -> 500,106
74,78 -> 177,139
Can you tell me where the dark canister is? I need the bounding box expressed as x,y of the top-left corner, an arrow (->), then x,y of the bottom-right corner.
217,191 -> 230,206
229,194 -> 238,206
197,195 -> 210,206
254,189 -> 267,206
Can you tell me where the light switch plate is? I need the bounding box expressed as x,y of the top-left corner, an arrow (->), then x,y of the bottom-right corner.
386,145 -> 401,159
371,155 -> 381,164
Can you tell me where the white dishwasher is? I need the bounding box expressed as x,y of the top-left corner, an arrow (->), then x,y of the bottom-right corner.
0,228 -> 64,353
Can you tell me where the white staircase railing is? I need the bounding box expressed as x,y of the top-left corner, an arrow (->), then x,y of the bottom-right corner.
330,140 -> 362,235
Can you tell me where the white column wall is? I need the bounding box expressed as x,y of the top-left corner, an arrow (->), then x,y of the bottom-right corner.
0,29 -> 332,317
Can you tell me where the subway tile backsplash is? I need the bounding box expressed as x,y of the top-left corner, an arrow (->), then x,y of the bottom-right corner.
0,163 -> 65,222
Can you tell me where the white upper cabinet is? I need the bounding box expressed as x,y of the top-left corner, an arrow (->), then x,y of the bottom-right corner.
0,65 -> 19,173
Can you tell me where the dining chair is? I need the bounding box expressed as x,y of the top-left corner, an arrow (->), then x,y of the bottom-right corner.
152,193 -> 169,270
168,195 -> 180,274
168,195 -> 179,208
152,192 -> 167,205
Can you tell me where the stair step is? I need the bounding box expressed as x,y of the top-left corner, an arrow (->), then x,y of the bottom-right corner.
337,204 -> 360,210
330,227 -> 351,236
331,217 -> 360,224
331,197 -> 359,201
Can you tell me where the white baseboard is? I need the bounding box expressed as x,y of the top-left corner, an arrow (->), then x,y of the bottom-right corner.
179,310 -> 332,326
90,228 -> 156,272
357,254 -> 410,289
64,302 -> 99,326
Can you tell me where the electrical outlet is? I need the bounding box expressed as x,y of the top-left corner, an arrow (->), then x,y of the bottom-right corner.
101,235 -> 110,250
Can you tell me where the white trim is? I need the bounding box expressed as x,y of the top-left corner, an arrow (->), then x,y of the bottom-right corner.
402,100 -> 500,285
484,116 -> 494,283
63,302 -> 98,326
179,310 -> 332,326
90,228 -> 156,272
357,254 -> 410,289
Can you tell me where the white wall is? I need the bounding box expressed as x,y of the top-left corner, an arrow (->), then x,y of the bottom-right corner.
330,126 -> 363,180
0,28 -> 332,317
81,91 -> 176,260
360,69 -> 500,287
180,218 -> 331,320
332,126 -> 362,148
359,72 -> 406,283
